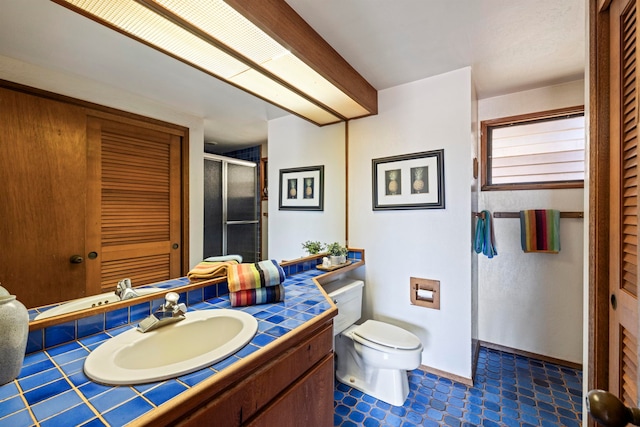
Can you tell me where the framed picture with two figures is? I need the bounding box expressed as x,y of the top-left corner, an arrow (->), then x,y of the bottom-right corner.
372,149 -> 445,210
278,165 -> 324,211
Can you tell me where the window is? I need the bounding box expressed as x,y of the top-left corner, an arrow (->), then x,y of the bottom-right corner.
481,106 -> 585,191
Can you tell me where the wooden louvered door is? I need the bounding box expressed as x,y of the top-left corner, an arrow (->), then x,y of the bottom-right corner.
609,0 -> 640,407
86,116 -> 182,295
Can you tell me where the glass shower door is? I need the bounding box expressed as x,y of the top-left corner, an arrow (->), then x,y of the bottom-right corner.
203,155 -> 258,263
226,162 -> 258,263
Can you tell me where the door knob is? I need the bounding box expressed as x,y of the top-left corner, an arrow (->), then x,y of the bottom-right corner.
587,389 -> 640,426
69,255 -> 84,264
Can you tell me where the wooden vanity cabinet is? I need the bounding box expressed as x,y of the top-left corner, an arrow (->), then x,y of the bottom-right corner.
246,354 -> 334,427
170,320 -> 335,427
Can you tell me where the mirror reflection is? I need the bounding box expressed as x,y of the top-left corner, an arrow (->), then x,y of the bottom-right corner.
0,83 -> 190,316
0,1 -> 314,324
1,84 -> 267,323
32,286 -> 164,321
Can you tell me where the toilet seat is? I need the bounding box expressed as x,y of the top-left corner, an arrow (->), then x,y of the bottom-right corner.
352,320 -> 421,351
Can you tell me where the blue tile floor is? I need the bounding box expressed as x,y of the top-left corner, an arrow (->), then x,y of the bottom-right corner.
333,346 -> 582,427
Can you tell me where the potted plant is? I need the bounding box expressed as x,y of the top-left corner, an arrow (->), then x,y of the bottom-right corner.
301,240 -> 324,256
326,242 -> 348,266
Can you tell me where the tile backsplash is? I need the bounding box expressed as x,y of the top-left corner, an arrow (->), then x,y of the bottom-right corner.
25,252 -> 362,355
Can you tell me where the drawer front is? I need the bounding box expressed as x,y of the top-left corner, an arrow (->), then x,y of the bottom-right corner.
177,322 -> 333,426
245,354 -> 334,427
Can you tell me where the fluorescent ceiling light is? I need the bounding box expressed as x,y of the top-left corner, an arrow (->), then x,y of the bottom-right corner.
52,0 -> 377,125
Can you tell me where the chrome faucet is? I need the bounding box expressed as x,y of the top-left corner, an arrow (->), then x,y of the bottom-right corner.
115,278 -> 139,301
137,292 -> 186,333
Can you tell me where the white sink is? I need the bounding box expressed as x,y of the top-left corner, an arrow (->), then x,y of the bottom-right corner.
34,288 -> 163,320
84,309 -> 258,385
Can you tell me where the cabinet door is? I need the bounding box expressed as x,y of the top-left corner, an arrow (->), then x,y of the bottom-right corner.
245,354 -> 334,427
86,117 -> 182,294
0,88 -> 87,308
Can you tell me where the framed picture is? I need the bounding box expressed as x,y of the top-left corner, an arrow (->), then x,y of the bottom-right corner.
372,149 -> 445,210
279,165 -> 324,211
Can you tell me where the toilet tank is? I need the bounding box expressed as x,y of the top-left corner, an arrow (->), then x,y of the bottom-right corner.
323,278 -> 364,336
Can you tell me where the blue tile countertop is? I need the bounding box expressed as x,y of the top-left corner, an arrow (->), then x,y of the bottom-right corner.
0,253 -> 364,427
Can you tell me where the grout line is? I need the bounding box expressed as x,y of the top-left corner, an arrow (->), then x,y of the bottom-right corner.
12,379 -> 40,427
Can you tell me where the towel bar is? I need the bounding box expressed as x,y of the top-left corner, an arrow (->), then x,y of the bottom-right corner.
493,211 -> 583,219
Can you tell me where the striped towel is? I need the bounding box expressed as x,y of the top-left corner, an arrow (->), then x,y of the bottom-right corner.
227,260 -> 286,292
229,284 -> 285,307
186,260 -> 238,281
520,210 -> 561,253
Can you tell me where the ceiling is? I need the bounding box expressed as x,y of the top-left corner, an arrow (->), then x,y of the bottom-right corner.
0,0 -> 585,153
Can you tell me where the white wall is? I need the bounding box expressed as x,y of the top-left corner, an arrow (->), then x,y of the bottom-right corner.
0,54 -> 207,270
478,80 -> 585,363
267,116 -> 346,262
349,68 -> 475,379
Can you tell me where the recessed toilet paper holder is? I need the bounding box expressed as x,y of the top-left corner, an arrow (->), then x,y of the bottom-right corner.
410,277 -> 440,310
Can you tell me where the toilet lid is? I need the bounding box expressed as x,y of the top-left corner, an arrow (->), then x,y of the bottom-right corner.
352,320 -> 421,350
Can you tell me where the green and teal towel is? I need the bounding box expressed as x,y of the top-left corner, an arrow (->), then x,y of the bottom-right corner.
474,210 -> 497,258
519,210 -> 560,253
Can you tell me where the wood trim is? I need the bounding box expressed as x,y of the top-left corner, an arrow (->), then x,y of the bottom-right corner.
224,0 -> 377,117
479,341 -> 583,370
181,128 -> 190,277
50,0 -> 375,125
0,79 -> 187,135
28,276 -> 227,331
259,157 -> 268,201
419,364 -> 473,387
480,105 -> 586,191
345,121 -> 350,245
589,0 -> 611,420
481,181 -> 585,191
600,0 -> 613,12
480,105 -> 585,128
29,250 -> 364,331
314,260 -> 365,284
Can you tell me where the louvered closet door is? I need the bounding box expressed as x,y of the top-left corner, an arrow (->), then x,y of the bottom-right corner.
86,117 -> 182,294
609,0 -> 640,406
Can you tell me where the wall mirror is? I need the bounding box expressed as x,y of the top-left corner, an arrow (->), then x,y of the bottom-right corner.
0,81 -> 191,328
1,1 -> 352,328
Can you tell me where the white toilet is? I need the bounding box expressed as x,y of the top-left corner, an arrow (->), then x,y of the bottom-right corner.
323,278 -> 423,406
